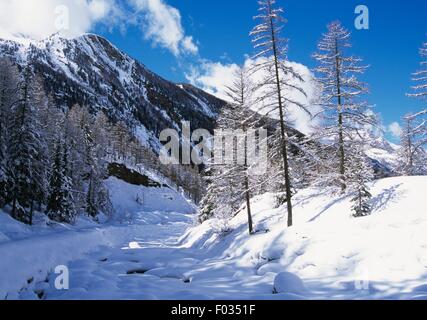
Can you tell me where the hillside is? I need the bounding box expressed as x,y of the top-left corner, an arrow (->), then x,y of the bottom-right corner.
0,34 -> 226,150
180,176 -> 427,299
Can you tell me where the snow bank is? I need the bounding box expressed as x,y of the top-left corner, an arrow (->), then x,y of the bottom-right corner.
183,176 -> 427,299
0,223 -> 145,299
105,177 -> 195,222
273,272 -> 306,295
0,212 -> 30,243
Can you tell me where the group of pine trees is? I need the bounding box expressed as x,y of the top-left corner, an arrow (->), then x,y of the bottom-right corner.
0,57 -> 204,225
200,0 -> 426,234
0,59 -> 114,224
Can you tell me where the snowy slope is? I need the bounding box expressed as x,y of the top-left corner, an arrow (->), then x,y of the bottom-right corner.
181,176 -> 427,299
105,177 -> 195,222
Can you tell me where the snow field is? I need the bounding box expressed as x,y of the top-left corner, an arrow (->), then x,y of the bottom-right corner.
1,176 -> 426,300
182,176 -> 427,299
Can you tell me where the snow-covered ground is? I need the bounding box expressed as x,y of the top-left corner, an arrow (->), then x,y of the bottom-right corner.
1,176 -> 427,300
0,177 -> 195,299
183,176 -> 427,300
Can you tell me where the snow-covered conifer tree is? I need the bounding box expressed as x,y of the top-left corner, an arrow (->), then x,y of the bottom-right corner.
81,110 -> 112,219
404,38 -> 427,171
397,114 -> 427,175
250,0 -> 308,227
198,133 -> 245,231
222,67 -> 258,234
90,112 -> 113,217
64,106 -> 85,212
312,21 -> 375,191
348,145 -> 374,217
7,67 -> 48,224
0,58 -> 19,206
47,140 -> 76,223
199,67 -> 255,230
408,39 -> 427,109
62,105 -> 112,218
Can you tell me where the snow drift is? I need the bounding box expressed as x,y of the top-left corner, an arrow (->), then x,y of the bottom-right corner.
182,176 -> 427,299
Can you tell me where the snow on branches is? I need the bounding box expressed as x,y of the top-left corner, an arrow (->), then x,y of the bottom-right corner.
312,21 -> 376,191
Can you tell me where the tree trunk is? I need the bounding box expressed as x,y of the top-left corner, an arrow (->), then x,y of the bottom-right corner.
11,198 -> 16,219
244,174 -> 254,235
267,1 -> 293,227
29,200 -> 33,226
239,69 -> 254,235
335,39 -> 346,191
406,119 -> 414,175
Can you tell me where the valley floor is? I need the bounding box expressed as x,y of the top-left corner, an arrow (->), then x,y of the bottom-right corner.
1,176 -> 427,300
40,213 -> 279,300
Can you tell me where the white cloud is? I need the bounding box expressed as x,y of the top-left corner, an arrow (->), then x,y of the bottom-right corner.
181,36 -> 198,55
186,57 -> 322,135
0,0 -> 120,41
0,0 -> 197,56
185,61 -> 241,100
388,122 -> 403,138
130,0 -> 198,56
88,0 -> 113,20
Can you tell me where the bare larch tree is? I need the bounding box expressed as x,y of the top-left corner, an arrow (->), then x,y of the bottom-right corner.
250,0 -> 307,227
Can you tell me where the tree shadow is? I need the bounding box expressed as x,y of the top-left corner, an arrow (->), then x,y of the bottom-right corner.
308,194 -> 349,222
293,188 -> 337,208
370,184 -> 404,213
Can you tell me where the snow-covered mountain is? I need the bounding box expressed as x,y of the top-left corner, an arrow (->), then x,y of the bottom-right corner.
366,137 -> 400,177
0,33 -> 403,176
0,33 -> 226,150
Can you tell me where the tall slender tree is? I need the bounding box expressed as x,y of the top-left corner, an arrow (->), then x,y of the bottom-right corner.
64,105 -> 86,213
0,59 -> 19,206
199,67 -> 262,231
250,0 -> 308,227
7,67 -> 48,224
312,21 -> 374,191
222,67 -> 258,234
408,38 -> 427,110
47,139 -> 76,223
81,110 -> 112,219
405,38 -> 427,164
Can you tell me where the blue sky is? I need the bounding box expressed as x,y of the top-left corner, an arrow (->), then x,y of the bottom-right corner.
1,0 -> 424,139
90,0 -> 427,140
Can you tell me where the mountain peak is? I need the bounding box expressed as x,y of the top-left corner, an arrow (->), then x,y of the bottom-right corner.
0,33 -> 226,151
